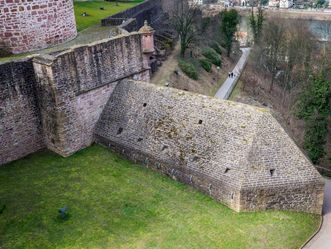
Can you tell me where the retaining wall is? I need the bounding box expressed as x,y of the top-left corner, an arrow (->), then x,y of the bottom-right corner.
33,33 -> 150,157
95,80 -> 324,214
0,59 -> 44,165
102,0 -> 163,31
0,31 -> 151,165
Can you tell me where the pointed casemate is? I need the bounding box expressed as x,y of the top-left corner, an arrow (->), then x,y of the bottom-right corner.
139,20 -> 155,71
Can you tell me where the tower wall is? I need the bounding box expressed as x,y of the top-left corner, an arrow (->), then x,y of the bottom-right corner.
0,0 -> 77,54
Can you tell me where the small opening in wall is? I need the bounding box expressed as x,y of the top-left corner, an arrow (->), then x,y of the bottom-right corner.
117,128 -> 123,135
162,145 -> 168,151
224,168 -> 230,174
231,193 -> 234,200
143,103 -> 147,107
198,120 -> 203,124
270,169 -> 275,177
137,138 -> 143,142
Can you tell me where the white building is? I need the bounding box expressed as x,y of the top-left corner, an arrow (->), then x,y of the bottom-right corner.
279,0 -> 293,8
269,0 -> 293,8
192,0 -> 204,5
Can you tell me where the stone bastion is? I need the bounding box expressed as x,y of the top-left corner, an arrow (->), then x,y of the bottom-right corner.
0,0 -> 77,54
0,17 -> 324,214
95,80 -> 325,214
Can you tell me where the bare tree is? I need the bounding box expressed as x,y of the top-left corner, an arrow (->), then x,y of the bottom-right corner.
171,0 -> 199,58
281,21 -> 313,95
260,18 -> 286,92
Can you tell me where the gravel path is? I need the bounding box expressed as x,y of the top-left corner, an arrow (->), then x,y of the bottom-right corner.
215,47 -> 250,100
304,179 -> 331,249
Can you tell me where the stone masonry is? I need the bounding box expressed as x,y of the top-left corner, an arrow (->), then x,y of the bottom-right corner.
95,80 -> 325,214
0,59 -> 44,164
32,32 -> 151,157
0,12 -> 325,214
0,0 -> 77,54
0,27 -> 153,165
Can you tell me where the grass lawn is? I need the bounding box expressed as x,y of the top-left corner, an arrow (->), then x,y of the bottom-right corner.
74,1 -> 144,32
0,145 -> 320,249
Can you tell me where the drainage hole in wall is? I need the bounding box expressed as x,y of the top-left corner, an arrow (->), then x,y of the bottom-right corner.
162,145 -> 168,151
117,128 -> 123,135
198,120 -> 203,124
143,103 -> 147,107
270,169 -> 275,176
137,138 -> 143,142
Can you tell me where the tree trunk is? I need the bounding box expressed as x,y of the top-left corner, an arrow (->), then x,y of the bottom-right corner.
269,74 -> 275,93
180,45 -> 186,58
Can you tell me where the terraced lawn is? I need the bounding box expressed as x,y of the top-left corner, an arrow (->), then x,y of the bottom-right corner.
0,145 -> 320,249
74,0 -> 144,31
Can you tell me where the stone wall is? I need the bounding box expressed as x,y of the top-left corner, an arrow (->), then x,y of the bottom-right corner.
0,30 -> 151,165
0,59 -> 44,165
32,33 -> 150,157
102,0 -> 164,31
0,0 -> 77,54
95,80 -> 324,214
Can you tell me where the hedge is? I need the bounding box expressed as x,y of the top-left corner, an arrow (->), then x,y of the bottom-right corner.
202,48 -> 222,67
199,58 -> 212,72
178,59 -> 198,80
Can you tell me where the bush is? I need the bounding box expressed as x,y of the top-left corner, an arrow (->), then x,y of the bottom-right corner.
178,59 -> 198,80
202,48 -> 221,67
199,58 -> 212,72
303,117 -> 328,164
210,42 -> 222,55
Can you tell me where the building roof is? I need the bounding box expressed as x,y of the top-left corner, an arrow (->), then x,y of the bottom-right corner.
95,80 -> 323,191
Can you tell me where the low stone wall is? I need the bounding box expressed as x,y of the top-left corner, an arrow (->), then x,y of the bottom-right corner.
95,80 -> 324,214
240,183 -> 325,214
0,59 -> 44,165
102,0 -> 163,31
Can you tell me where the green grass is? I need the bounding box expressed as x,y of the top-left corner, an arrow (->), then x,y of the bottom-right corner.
0,145 -> 320,249
74,1 -> 144,31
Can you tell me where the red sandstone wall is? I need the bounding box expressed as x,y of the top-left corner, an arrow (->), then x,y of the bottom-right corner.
0,0 -> 77,54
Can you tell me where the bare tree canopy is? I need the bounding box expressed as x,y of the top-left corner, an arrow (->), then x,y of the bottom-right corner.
171,0 -> 199,58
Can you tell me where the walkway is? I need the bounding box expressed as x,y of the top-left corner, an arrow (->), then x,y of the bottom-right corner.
304,179 -> 331,249
215,47 -> 251,100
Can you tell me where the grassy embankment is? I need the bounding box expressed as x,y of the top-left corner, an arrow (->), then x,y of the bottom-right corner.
0,145 -> 320,249
74,0 -> 144,31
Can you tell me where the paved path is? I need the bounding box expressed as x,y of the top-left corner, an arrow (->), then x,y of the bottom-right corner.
215,47 -> 251,100
304,179 -> 331,249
